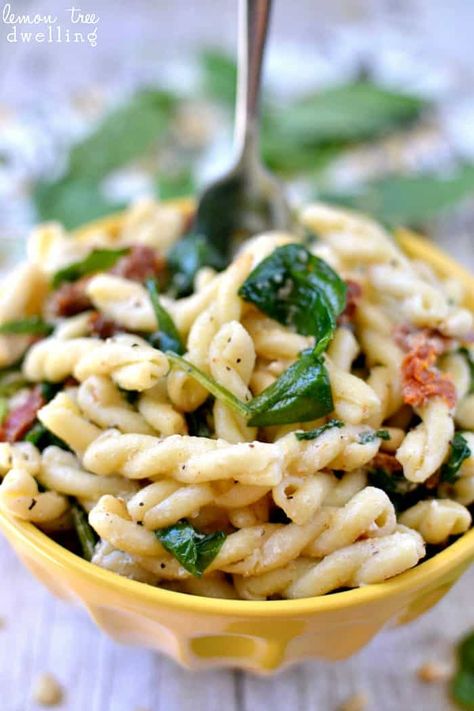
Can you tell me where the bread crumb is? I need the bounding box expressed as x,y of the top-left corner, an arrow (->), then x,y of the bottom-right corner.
338,691 -> 369,711
417,661 -> 451,683
32,673 -> 63,706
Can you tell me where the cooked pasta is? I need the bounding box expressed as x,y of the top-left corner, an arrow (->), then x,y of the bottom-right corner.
0,199 -> 471,600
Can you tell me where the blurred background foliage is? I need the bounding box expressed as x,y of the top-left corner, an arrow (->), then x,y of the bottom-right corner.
32,48 -> 474,231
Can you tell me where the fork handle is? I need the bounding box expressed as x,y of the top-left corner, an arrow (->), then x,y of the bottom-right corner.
234,0 -> 272,163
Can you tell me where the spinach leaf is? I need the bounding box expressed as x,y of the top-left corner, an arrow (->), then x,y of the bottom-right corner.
166,352 -> 249,418
452,631 -> 474,710
0,397 -> 8,425
156,520 -> 226,577
34,90 -> 177,228
247,350 -> 333,427
323,165 -> 474,229
70,500 -> 97,561
368,468 -> 426,512
52,248 -> 129,288
441,433 -> 472,484
0,373 -> 29,397
68,90 -> 176,182
157,169 -> 195,200
459,348 -> 474,395
39,382 -> 63,402
34,178 -> 124,232
0,317 -> 53,336
200,48 -> 237,107
295,418 -> 344,441
24,422 -> 70,452
358,429 -> 391,444
238,244 -> 346,354
185,398 -> 214,438
167,234 -> 225,297
145,279 -> 185,355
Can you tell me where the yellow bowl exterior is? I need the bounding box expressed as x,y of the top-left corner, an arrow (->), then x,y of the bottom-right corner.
0,208 -> 473,672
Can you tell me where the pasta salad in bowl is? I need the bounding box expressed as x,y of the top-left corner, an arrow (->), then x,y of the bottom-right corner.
0,197 -> 472,670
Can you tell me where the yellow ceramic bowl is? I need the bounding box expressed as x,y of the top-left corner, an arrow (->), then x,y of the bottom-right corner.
0,205 -> 473,673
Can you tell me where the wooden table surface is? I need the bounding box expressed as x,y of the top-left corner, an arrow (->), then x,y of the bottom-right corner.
0,225 -> 472,711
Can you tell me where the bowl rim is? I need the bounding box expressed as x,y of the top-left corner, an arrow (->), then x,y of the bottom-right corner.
1,510 -> 473,617
1,202 -> 473,618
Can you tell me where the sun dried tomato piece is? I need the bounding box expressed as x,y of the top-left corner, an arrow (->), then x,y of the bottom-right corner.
88,312 -> 125,340
0,386 -> 45,443
111,245 -> 167,284
371,451 -> 403,473
401,332 -> 456,409
48,279 -> 92,317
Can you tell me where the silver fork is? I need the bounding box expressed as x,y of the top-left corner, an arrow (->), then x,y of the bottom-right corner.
195,0 -> 291,258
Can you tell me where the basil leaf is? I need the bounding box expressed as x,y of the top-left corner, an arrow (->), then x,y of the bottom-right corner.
156,520 -> 226,577
185,398 -> 214,438
459,348 -> 474,395
0,317 -> 53,336
295,418 -> 344,441
452,631 -> 474,710
441,433 -> 472,484
358,429 -> 391,444
24,422 -> 70,452
0,397 -> 8,425
247,349 -> 333,427
167,234 -> 225,297
238,244 -> 346,354
145,279 -> 185,355
71,500 -> 97,561
166,351 -> 249,418
52,248 -> 129,288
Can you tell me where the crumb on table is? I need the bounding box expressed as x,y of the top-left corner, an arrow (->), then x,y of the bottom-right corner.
32,672 -> 64,707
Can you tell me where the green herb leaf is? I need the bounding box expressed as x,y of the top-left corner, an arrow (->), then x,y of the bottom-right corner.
52,248 -> 128,288
441,433 -> 472,484
199,48 -> 237,107
358,429 -> 391,444
0,373 -> 29,397
452,631 -> 474,710
34,90 -> 176,228
157,169 -> 195,201
459,348 -> 474,395
167,234 -> 225,298
368,468 -> 426,512
145,279 -> 185,355
24,422 -> 70,452
0,317 -> 53,336
156,520 -> 226,577
247,349 -> 334,427
33,178 -> 123,232
68,90 -> 177,183
0,397 -> 8,425
166,351 -> 249,418
295,419 -> 344,441
323,165 -> 474,228
239,244 -> 346,354
185,398 -> 214,438
70,500 -> 97,561
262,81 -> 426,175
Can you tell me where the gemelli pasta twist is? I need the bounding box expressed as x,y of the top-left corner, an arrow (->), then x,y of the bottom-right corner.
0,198 -> 471,600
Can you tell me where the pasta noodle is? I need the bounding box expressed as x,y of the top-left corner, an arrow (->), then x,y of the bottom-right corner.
0,198 -> 471,600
